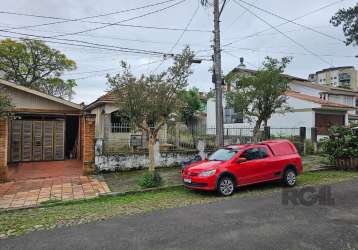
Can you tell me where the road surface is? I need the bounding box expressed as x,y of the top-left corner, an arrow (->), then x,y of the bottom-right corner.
1,180 -> 358,250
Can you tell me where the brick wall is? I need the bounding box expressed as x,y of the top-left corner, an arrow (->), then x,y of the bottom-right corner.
0,118 -> 8,182
82,114 -> 96,175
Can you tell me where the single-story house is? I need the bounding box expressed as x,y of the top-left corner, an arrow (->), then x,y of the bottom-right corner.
84,91 -> 167,153
0,79 -> 96,182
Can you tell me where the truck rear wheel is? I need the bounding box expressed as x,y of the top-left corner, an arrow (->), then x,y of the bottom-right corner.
283,168 -> 297,187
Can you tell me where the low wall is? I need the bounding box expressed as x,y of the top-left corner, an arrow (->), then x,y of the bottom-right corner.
95,151 -> 199,172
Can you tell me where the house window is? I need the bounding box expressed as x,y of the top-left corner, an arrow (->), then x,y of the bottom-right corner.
224,108 -> 243,124
111,111 -> 130,133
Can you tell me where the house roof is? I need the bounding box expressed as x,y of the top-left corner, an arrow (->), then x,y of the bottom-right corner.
0,79 -> 83,110
286,91 -> 355,109
230,68 -> 358,97
229,67 -> 308,82
84,91 -> 116,111
290,80 -> 358,97
315,66 -> 355,74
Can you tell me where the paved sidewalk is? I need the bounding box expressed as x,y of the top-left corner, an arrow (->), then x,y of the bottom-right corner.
0,176 -> 111,210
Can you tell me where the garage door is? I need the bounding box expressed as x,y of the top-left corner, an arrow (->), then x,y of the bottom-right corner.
10,120 -> 65,162
315,113 -> 345,135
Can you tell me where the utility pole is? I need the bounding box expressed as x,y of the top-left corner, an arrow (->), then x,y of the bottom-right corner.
213,0 -> 224,147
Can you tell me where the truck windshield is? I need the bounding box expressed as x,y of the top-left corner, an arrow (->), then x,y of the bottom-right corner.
208,148 -> 238,161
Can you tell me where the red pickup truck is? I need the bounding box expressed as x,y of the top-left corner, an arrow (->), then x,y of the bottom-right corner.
182,140 -> 302,196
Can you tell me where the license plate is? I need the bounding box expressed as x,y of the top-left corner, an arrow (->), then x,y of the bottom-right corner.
183,178 -> 191,184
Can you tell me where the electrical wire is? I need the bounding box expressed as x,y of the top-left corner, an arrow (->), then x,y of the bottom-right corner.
231,0 -> 334,66
224,0 -> 346,46
152,1 -> 200,73
235,0 -> 344,43
0,0 -> 195,32
0,29 -> 170,56
50,0 -> 187,38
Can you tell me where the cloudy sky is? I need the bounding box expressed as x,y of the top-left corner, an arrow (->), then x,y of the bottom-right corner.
0,0 -> 357,104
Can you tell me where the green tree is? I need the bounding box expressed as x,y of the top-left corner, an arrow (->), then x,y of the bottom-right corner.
330,3 -> 358,46
108,47 -> 194,171
0,39 -> 77,99
0,90 -> 13,118
226,56 -> 292,141
178,87 -> 204,144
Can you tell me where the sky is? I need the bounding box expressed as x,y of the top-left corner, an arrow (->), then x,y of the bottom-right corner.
0,0 -> 357,104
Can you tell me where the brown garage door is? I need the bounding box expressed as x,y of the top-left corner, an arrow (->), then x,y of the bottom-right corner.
315,113 -> 345,135
10,120 -> 65,162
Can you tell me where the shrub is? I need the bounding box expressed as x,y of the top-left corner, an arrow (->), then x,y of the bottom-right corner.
137,171 -> 162,188
304,140 -> 315,155
321,126 -> 358,162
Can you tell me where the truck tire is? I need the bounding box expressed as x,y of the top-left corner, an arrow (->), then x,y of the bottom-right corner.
283,168 -> 297,187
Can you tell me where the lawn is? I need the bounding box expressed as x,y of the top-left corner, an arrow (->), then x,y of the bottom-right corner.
1,168 -> 358,239
103,154 -> 331,193
103,167 -> 182,193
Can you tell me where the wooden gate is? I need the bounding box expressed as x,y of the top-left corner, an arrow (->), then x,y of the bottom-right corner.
9,120 -> 65,162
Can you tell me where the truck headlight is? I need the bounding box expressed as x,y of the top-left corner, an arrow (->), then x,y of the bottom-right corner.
198,169 -> 216,177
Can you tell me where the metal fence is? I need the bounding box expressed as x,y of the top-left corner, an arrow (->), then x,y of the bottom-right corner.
101,123 -> 303,154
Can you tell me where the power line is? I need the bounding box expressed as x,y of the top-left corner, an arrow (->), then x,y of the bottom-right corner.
235,0 -> 344,43
152,1 -> 200,72
0,34 -> 166,56
0,0 -> 197,32
71,59 -> 163,80
223,51 -> 258,68
232,0 -> 334,66
223,46 -> 356,58
224,0 -> 346,47
50,0 -> 187,38
0,16 -> 210,33
0,22 -> 211,48
0,29 -> 171,56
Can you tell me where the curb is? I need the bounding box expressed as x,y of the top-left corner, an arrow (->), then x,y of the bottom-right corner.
99,184 -> 184,197
0,184 -> 185,213
307,165 -> 337,172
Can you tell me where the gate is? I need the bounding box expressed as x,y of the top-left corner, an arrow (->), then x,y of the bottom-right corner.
9,120 -> 65,162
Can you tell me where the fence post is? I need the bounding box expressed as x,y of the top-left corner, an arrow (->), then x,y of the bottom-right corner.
311,127 -> 318,154
299,127 -> 306,155
175,122 -> 180,149
264,126 -> 270,140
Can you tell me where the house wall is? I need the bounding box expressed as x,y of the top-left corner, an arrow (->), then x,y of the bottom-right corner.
96,151 -> 197,172
207,95 -> 318,139
0,118 -> 8,182
90,103 -> 167,149
81,114 -> 96,175
4,86 -> 79,112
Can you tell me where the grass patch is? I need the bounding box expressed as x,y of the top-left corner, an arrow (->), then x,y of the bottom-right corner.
1,169 -> 358,239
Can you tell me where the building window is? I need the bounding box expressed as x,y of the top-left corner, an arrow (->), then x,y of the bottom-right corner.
111,111 -> 130,133
224,108 -> 243,124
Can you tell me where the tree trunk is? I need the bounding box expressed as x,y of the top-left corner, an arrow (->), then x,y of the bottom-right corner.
148,133 -> 157,172
252,119 -> 263,143
264,119 -> 268,127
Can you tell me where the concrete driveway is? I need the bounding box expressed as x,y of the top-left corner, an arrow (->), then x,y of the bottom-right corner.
1,180 -> 358,250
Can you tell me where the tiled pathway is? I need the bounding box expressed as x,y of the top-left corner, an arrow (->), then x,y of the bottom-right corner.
0,176 -> 111,209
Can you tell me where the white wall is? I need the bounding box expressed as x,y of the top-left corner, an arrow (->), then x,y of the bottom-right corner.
268,111 -> 314,139
206,95 -> 318,139
289,83 -> 321,96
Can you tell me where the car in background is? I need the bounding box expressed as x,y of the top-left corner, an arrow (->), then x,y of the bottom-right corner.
182,140 -> 302,196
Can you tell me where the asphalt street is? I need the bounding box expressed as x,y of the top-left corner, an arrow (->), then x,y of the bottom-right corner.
1,180 -> 358,250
